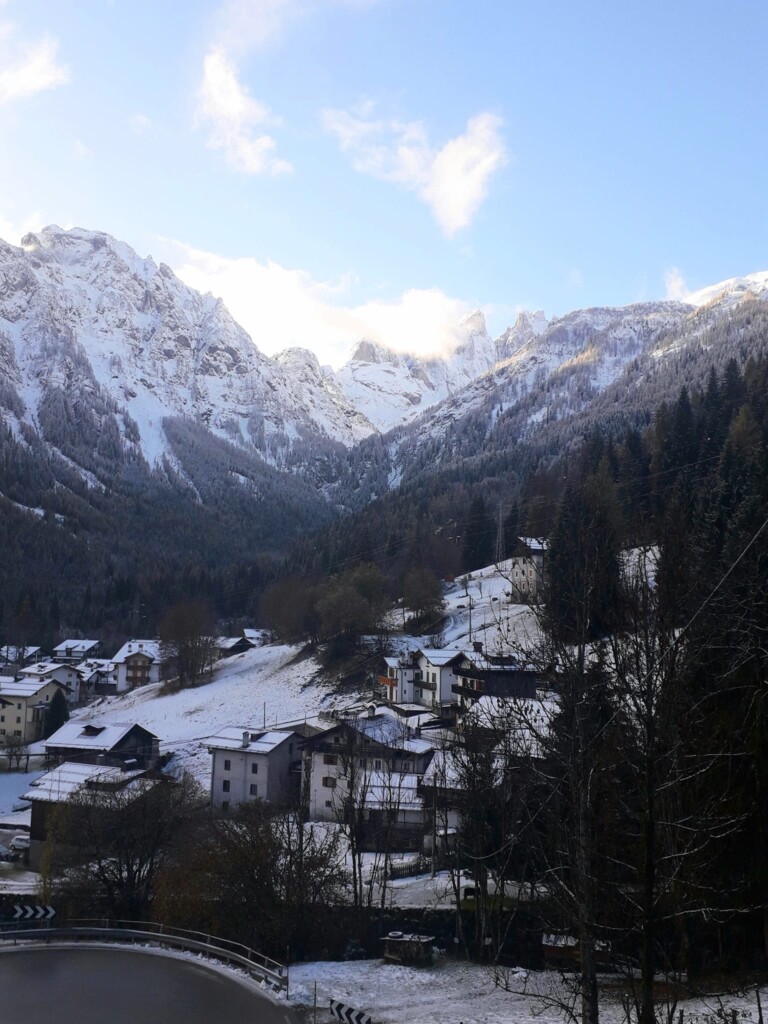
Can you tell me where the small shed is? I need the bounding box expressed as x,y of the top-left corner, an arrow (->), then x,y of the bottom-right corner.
381,932 -> 434,966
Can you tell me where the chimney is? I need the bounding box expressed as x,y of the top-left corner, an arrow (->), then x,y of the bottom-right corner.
242,731 -> 249,748
473,641 -> 483,654
367,704 -> 375,718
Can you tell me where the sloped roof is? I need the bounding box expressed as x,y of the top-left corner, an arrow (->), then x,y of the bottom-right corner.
348,714 -> 434,755
44,721 -> 153,751
0,677 -> 64,698
417,648 -> 465,667
207,727 -> 295,754
111,640 -> 161,664
53,639 -> 100,656
22,762 -> 148,803
363,771 -> 423,810
19,661 -> 69,678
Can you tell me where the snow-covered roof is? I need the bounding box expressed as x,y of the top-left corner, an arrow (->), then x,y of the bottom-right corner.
0,677 -> 63,698
417,648 -> 465,666
348,714 -> 434,755
44,721 -> 150,751
22,762 -> 147,803
0,646 -> 41,661
75,658 -> 114,681
421,748 -> 463,789
53,639 -> 100,656
207,727 -> 296,754
518,536 -> 548,553
18,661 -> 68,678
216,636 -> 249,651
242,629 -> 267,642
111,640 -> 161,664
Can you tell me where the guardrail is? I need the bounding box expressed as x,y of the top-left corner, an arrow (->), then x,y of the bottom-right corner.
0,918 -> 288,993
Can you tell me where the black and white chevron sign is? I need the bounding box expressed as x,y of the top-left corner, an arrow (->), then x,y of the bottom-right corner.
329,998 -> 374,1024
12,904 -> 55,921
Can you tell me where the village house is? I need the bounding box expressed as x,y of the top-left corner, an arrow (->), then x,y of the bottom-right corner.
414,649 -> 466,707
207,728 -> 301,812
18,660 -> 82,703
379,652 -> 421,703
52,639 -> 101,664
302,708 -> 435,849
43,720 -> 160,770
507,537 -> 548,601
110,640 -> 162,693
0,645 -> 43,668
75,658 -> 117,699
215,636 -> 255,659
450,648 -> 541,709
21,761 -> 156,869
0,676 -> 68,744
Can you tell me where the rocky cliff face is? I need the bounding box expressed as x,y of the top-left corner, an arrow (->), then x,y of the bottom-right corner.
0,226 -> 374,473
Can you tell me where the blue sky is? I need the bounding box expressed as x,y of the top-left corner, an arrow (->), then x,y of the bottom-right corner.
1,0 -> 767,366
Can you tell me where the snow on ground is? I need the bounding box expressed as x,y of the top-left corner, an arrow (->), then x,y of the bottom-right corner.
74,644 -> 346,785
289,958 -> 768,1024
441,562 -> 541,653
0,763 -> 44,829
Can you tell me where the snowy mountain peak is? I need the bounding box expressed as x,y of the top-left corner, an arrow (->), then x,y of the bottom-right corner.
685,270 -> 768,310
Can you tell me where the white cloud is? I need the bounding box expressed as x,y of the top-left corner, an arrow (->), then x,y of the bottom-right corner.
0,30 -> 69,105
168,240 -> 471,368
72,139 -> 89,160
322,105 -> 507,236
129,112 -> 151,135
664,266 -> 689,301
210,0 -> 379,55
0,208 -> 45,245
196,47 -> 291,175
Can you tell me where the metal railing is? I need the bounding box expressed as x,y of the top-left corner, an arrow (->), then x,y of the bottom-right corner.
0,918 -> 288,992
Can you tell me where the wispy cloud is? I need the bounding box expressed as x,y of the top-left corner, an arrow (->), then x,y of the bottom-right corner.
196,47 -> 291,176
664,266 -> 689,301
129,112 -> 152,135
322,104 -> 507,236
168,239 -> 471,368
0,28 -> 69,105
0,208 -> 45,245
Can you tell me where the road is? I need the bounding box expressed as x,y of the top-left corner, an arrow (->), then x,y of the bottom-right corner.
0,946 -> 308,1024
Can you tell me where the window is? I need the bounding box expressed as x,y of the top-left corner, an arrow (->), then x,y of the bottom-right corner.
325,800 -> 332,808
15,716 -> 20,724
222,801 -> 229,813
432,672 -> 437,683
374,759 -> 381,770
13,730 -> 21,737
322,776 -> 337,789
333,735 -> 340,744
0,728 -> 4,735
222,780 -> 230,792
0,715 -> 4,723
251,763 -> 258,775
223,759 -> 231,771
16,703 -> 20,710
323,753 -> 337,765
402,761 -> 411,771
249,784 -> 257,796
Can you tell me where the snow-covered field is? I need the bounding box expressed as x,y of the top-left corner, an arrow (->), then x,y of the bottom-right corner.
72,643 -> 346,784
440,562 -> 541,652
288,957 -> 768,1024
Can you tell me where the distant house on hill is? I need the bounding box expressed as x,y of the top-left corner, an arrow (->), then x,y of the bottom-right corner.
52,639 -> 101,664
75,658 -> 116,698
451,650 -> 540,708
18,660 -> 82,703
110,640 -> 162,693
44,720 -> 160,770
508,537 -> 548,601
0,645 -> 42,668
215,636 -> 254,659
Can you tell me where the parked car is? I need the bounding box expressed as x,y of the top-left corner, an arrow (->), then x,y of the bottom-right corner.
9,835 -> 30,852
0,843 -> 19,863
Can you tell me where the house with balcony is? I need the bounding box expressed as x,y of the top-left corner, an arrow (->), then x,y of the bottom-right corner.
302,707 -> 435,849
52,639 -> 101,664
110,640 -> 162,693
450,650 -> 541,709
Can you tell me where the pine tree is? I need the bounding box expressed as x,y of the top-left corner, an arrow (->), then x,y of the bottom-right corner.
44,689 -> 69,738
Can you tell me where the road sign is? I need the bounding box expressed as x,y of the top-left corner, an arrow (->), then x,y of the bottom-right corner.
329,998 -> 374,1024
12,905 -> 55,921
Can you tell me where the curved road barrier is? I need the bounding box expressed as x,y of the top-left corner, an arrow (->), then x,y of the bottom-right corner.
0,918 -> 288,993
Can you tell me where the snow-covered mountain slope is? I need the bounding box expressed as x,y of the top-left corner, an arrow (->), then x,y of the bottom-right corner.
0,226 -> 373,468
333,310 -> 499,432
